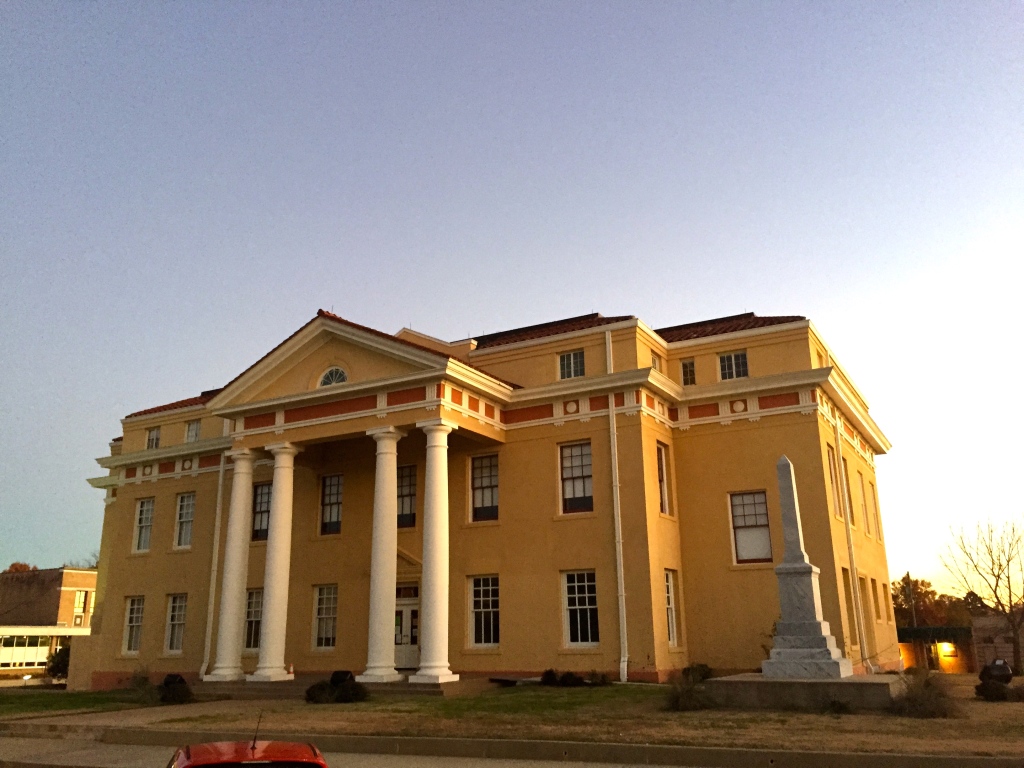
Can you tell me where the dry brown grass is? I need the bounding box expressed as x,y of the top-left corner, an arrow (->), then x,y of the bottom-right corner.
9,674 -> 1024,757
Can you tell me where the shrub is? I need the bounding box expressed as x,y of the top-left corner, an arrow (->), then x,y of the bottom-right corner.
333,679 -> 368,703
158,674 -> 194,705
559,671 -> 585,687
823,698 -> 852,715
46,645 -> 70,679
666,672 -> 714,711
587,670 -> 611,686
889,669 -> 960,718
976,679 -> 1009,702
305,681 -> 335,704
540,669 -> 560,686
129,670 -> 160,705
329,670 -> 355,687
681,664 -> 713,684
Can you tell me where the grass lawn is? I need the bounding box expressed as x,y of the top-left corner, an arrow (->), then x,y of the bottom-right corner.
0,688 -> 146,719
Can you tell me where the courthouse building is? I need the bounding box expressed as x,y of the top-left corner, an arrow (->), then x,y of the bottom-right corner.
71,310 -> 900,689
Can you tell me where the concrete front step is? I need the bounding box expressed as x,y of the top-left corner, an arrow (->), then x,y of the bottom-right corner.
194,674 -> 497,700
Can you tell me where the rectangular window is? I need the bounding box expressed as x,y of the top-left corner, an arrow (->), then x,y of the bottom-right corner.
858,472 -> 870,536
470,576 -> 500,646
471,455 -> 499,522
320,474 -> 343,535
175,492 -> 195,548
870,578 -> 882,621
314,585 -> 338,648
146,427 -> 161,450
397,466 -> 416,528
560,442 -> 593,513
681,359 -> 696,386
74,591 -> 87,614
870,482 -> 882,541
730,491 -> 772,563
656,443 -> 671,515
564,571 -> 599,645
842,568 -> 858,647
559,350 -> 585,380
134,498 -> 154,552
185,420 -> 201,443
665,570 -> 679,647
651,352 -> 662,372
842,457 -> 855,526
827,445 -> 843,520
251,483 -> 271,541
165,594 -> 187,653
245,589 -> 263,650
719,350 -> 748,380
884,588 -> 894,622
124,596 -> 144,654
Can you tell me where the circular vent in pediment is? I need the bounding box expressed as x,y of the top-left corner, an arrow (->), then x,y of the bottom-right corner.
319,367 -> 348,387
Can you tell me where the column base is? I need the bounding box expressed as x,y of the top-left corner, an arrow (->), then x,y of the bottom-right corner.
356,671 -> 404,683
409,671 -> 460,684
202,669 -> 245,682
245,669 -> 295,682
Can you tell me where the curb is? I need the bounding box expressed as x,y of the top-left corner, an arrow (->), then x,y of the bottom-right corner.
3,724 -> 1024,768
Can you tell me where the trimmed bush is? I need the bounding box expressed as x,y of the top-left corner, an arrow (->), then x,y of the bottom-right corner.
681,664 -> 713,684
559,671 -> 585,687
158,674 -> 194,705
333,679 -> 368,703
976,679 -> 1009,702
666,673 -> 714,712
305,680 -> 335,704
587,670 -> 611,686
329,670 -> 355,687
890,669 -> 960,718
540,669 -> 560,686
46,645 -> 70,679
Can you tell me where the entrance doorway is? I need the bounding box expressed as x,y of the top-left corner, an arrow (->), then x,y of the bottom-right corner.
395,583 -> 419,670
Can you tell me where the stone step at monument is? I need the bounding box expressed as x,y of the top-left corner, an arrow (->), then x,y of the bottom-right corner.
772,634 -> 838,650
767,648 -> 845,662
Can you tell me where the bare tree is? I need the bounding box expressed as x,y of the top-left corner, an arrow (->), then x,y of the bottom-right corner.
942,523 -> 1024,672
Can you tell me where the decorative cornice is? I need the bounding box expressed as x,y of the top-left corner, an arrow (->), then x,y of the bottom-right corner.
96,436 -> 232,469
676,368 -> 830,403
121,403 -> 208,426
87,475 -> 119,489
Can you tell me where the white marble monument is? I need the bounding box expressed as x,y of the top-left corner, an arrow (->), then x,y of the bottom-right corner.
761,455 -> 853,679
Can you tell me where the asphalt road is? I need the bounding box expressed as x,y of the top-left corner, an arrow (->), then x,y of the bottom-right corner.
0,737 -> 668,768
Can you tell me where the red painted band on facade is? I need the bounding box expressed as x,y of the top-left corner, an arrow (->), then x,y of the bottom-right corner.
614,392 -> 625,408
500,403 -> 554,424
589,395 -> 609,411
386,386 -> 426,406
158,461 -> 176,475
451,388 -> 464,406
198,454 -> 221,469
244,412 -> 276,430
758,392 -> 801,410
436,383 -> 445,398
468,395 -> 480,412
844,422 -> 855,438
645,394 -> 655,409
668,407 -> 679,421
284,395 -> 377,424
484,403 -> 495,419
125,467 -> 137,479
688,402 -> 720,419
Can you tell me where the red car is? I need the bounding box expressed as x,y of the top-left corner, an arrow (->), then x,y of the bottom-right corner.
167,742 -> 329,768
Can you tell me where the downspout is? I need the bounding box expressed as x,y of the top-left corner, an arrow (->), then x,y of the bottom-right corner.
199,427 -> 230,678
605,330 -> 629,682
834,415 -> 873,672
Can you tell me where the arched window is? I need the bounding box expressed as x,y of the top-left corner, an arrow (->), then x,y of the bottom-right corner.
319,367 -> 347,387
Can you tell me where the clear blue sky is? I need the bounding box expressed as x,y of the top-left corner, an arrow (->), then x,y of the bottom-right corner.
1,2 -> 1021,589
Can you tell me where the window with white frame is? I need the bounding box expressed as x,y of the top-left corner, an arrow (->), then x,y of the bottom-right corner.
858,471 -> 871,535
665,570 -> 679,646
185,420 -> 201,443
320,474 -> 343,535
471,455 -> 499,522
827,445 -> 843,520
564,570 -> 599,645
870,481 -> 882,541
319,367 -> 347,387
681,359 -> 696,386
719,351 -> 748,380
134,498 -> 154,552
560,442 -> 593,513
175,492 -> 195,548
656,443 -> 671,515
314,585 -> 338,648
730,491 -> 772,563
559,350 -> 585,380
841,457 -> 855,526
165,594 -> 187,653
651,351 -> 662,372
397,466 -> 416,528
123,596 -> 144,654
245,588 -> 262,650
74,590 -> 87,614
146,427 -> 161,450
470,576 -> 500,646
251,483 -> 271,541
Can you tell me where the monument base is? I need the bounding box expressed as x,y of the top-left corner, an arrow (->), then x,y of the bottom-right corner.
705,673 -> 900,711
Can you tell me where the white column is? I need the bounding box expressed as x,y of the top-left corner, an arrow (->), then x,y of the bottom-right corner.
204,449 -> 253,681
358,427 -> 406,683
248,442 -> 300,682
410,420 -> 459,684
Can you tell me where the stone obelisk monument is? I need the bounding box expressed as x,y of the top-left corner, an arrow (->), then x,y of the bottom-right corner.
761,455 -> 852,678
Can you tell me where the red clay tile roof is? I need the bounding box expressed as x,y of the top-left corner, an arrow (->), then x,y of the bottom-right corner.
125,389 -> 223,419
473,313 -> 635,349
655,313 -> 805,343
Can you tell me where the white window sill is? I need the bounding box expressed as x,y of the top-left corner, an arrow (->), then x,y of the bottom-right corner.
553,511 -> 596,522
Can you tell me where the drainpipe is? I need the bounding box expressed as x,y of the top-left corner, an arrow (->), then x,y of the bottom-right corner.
199,429 -> 229,678
834,416 -> 873,672
605,330 -> 629,682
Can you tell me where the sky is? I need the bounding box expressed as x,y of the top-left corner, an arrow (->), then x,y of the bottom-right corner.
1,1 -> 1022,590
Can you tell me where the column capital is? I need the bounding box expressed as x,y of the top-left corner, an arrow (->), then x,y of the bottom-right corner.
416,418 -> 458,435
367,426 -> 407,441
265,442 -> 301,457
226,448 -> 253,462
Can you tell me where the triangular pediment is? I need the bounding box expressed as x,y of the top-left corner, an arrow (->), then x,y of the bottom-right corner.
209,312 -> 449,409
